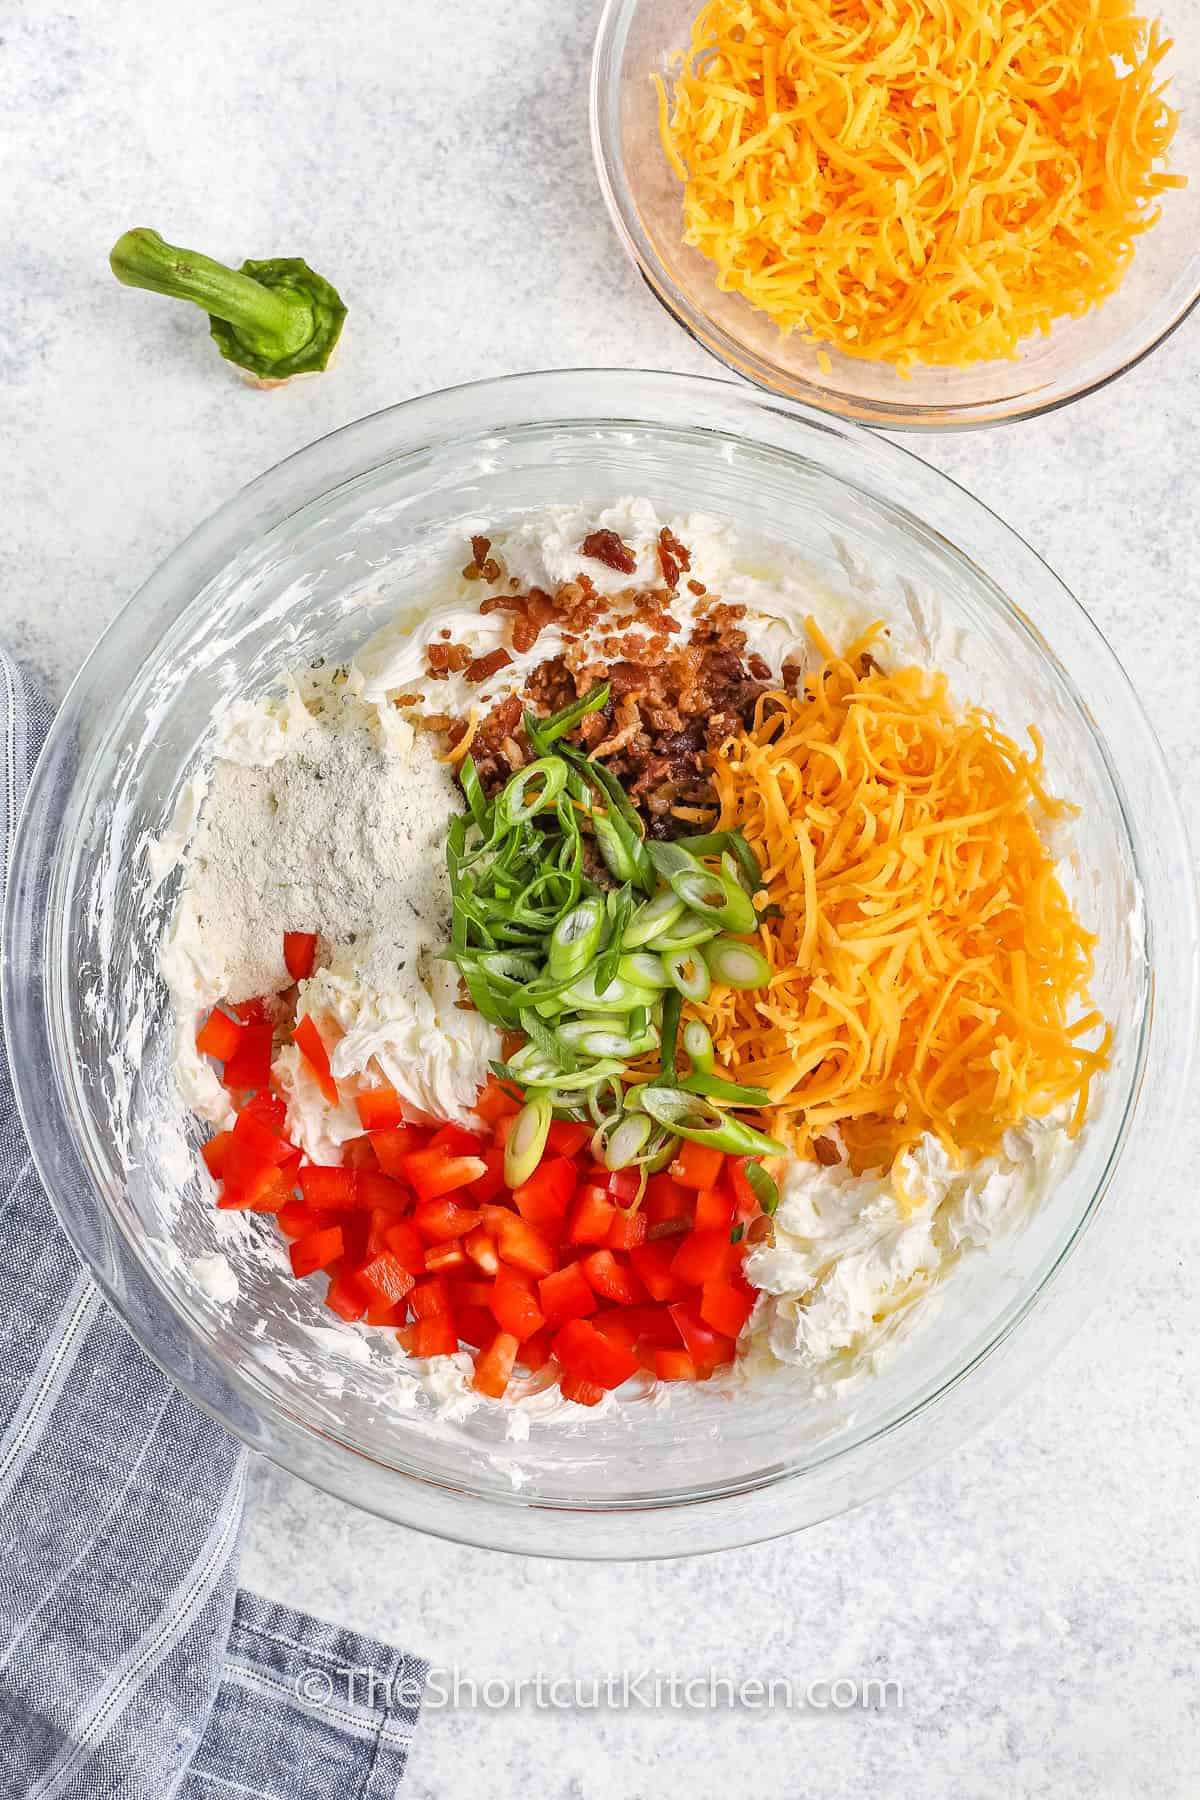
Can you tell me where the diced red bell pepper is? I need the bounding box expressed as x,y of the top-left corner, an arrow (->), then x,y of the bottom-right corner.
356,1170 -> 409,1214
448,1277 -> 497,1311
289,1226 -> 345,1279
693,1183 -> 735,1232
552,1319 -> 639,1391
358,1251 -> 416,1308
727,1156 -> 765,1218
579,1249 -> 644,1306
607,1303 -> 679,1349
495,1214 -> 558,1278
402,1147 -> 487,1203
629,1239 -> 688,1303
340,1133 -> 378,1172
195,1009 -> 243,1062
293,1015 -> 339,1107
671,1141 -> 725,1191
545,1119 -> 590,1157
424,1241 -> 469,1274
590,1311 -> 640,1353
668,1301 -> 736,1374
365,1297 -> 407,1326
605,1166 -> 642,1203
699,1280 -> 755,1340
298,1165 -> 358,1210
283,931 -> 318,981
383,1220 -> 427,1274
415,1314 -> 458,1358
464,1225 -> 500,1275
370,1126 -> 427,1178
670,1228 -> 736,1288
231,1104 -> 295,1168
558,1370 -> 605,1407
413,1197 -> 481,1242
234,997 -> 271,1026
644,1173 -> 694,1234
457,1306 -> 496,1348
473,1329 -> 519,1398
489,1265 -> 546,1341
606,1206 -> 647,1250
325,1265 -> 369,1322
519,1327 -> 553,1372
513,1156 -> 576,1228
654,1348 -> 698,1382
365,1210 -> 397,1257
201,1130 -> 233,1179
492,1113 -> 518,1149
337,1215 -> 370,1263
467,1146 -> 507,1203
474,1076 -> 523,1125
221,1022 -> 274,1092
278,1198 -> 340,1240
217,1163 -> 292,1214
429,1121 -> 488,1157
409,1276 -> 451,1319
568,1185 -> 617,1245
354,1084 -> 405,1131
537,1262 -> 597,1329
394,1323 -> 419,1354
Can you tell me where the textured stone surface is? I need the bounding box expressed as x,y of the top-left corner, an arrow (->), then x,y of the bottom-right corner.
4,2 -> 1198,1794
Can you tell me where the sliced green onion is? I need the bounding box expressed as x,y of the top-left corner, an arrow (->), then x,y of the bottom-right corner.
682,1019 -> 714,1074
531,681 -> 610,748
497,756 -> 568,825
478,950 -> 540,984
561,969 -> 644,1012
678,829 -> 763,893
664,945 -> 712,1002
556,1017 -> 657,1059
549,896 -> 605,982
605,1113 -> 653,1170
519,1006 -> 573,1072
459,756 -> 491,830
743,1159 -> 780,1216
660,989 -> 682,1082
646,840 -> 703,884
502,1048 -> 625,1091
623,889 -> 685,949
595,883 -> 633,995
679,1072 -> 771,1106
647,913 -> 718,955
587,1078 -> 624,1127
638,1087 -> 788,1157
703,937 -> 772,989
504,1093 -> 552,1187
671,867 -> 757,935
617,952 -> 668,990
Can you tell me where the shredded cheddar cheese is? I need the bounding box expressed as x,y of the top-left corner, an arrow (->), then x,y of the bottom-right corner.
692,624 -> 1110,1168
655,0 -> 1185,371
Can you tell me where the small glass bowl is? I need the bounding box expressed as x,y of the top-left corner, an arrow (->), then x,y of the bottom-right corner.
4,371 -> 1196,1557
591,0 -> 1200,428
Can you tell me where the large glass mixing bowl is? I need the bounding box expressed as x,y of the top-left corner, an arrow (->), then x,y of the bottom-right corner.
5,371 -> 1196,1556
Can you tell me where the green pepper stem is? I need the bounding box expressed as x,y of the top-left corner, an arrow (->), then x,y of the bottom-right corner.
110,229 -> 314,360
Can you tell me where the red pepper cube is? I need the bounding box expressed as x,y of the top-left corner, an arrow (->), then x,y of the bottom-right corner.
693,1183 -> 735,1233
558,1371 -> 605,1407
606,1206 -> 647,1251
670,1229 -> 735,1289
473,1076 -> 523,1126
489,1265 -> 546,1341
402,1148 -> 487,1203
200,1130 -> 234,1180
424,1241 -> 469,1275
605,1166 -> 641,1203
428,1121 -> 488,1158
325,1265 -> 369,1322
356,1171 -> 410,1214
654,1348 -> 698,1382
415,1314 -> 459,1359
567,1185 -> 617,1245
496,1215 -> 558,1278
472,1329 -> 520,1398
354,1084 -> 404,1132
519,1327 -> 553,1373
283,930 -> 318,981
643,1173 -> 693,1230
464,1225 -> 500,1276
545,1119 -> 590,1157
298,1165 -> 358,1210
341,1133 -> 379,1172
409,1276 -> 451,1320
513,1156 -> 576,1227
467,1146 -> 507,1204
551,1319 -> 639,1391
670,1141 -> 725,1191
629,1239 -> 688,1303
278,1199 -> 339,1240
195,1009 -> 243,1063
218,1163 -> 292,1215
699,1280 -> 755,1340
537,1262 -> 597,1329
579,1249 -> 644,1307
456,1305 -> 497,1349
370,1126 -> 427,1178
289,1226 -> 345,1280
221,1022 -> 274,1092
413,1198 -> 482,1242
668,1301 -> 736,1375
382,1219 -> 427,1274
359,1251 -> 416,1309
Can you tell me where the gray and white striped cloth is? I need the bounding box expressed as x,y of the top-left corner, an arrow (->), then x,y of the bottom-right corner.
0,650 -> 426,1799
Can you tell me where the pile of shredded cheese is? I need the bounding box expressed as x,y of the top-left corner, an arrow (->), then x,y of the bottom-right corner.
693,623 -> 1110,1169
655,0 -> 1185,371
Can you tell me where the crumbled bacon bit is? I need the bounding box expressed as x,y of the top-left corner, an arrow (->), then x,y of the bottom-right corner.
581,529 -> 637,575
658,527 -> 691,590
687,578 -> 706,596
420,713 -> 453,731
427,642 -> 473,674
812,1136 -> 841,1166
462,535 -> 502,584
465,648 -> 514,684
747,653 -> 771,682
471,534 -> 491,564
391,693 -> 424,707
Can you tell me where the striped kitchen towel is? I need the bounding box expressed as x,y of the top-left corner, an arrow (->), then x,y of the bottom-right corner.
0,646 -> 427,1799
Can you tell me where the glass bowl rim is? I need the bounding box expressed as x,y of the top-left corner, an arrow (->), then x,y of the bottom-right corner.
589,0 -> 1200,431
5,367 -> 1195,1553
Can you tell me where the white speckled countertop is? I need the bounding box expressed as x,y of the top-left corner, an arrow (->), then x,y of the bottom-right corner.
6,2 -> 1200,1793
